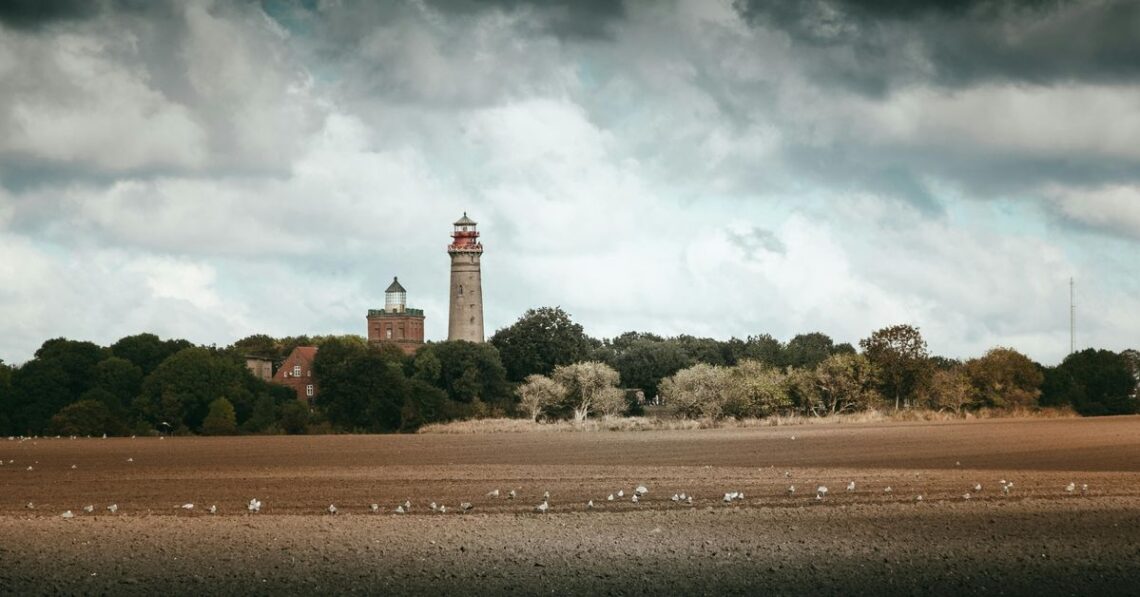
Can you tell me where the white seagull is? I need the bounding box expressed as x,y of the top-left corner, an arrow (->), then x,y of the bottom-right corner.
370,504 -> 380,513
607,494 -> 615,502
396,505 -> 406,514
180,503 -> 194,510
1066,482 -> 1076,494
635,485 -> 649,496
487,489 -> 500,498
328,504 -> 337,515
535,500 -> 549,513
208,505 -> 217,514
507,490 -> 516,500
107,504 -> 118,514
83,505 -> 94,513
248,498 -> 262,513
846,481 -> 856,493
587,500 -> 594,509
461,502 -> 473,512
62,510 -> 75,519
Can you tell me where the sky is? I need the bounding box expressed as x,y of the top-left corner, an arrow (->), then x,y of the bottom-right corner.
1,0 -> 1138,366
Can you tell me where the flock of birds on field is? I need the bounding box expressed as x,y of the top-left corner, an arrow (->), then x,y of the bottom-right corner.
0,434 -> 1105,519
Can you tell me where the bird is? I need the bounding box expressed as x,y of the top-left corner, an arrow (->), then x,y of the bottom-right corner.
631,494 -> 639,504
487,489 -> 500,498
328,504 -> 337,515
71,464 -> 77,469
62,510 -> 75,519
607,494 -> 615,501
1000,479 -> 1007,485
248,498 -> 262,513
461,502 -> 473,512
587,500 -> 594,509
180,503 -> 194,510
962,492 -> 971,500
1081,483 -> 1089,495
83,505 -> 94,513
916,495 -> 924,502
816,486 -> 828,498
439,505 -> 447,513
396,505 -> 406,514
973,483 -> 982,493
617,490 -> 624,498
685,496 -> 693,505
25,502 -> 34,510
535,500 -> 549,513
1001,484 -> 1011,496
430,502 -> 439,512
127,458 -> 134,463
370,503 -> 379,513
788,485 -> 796,495
207,505 -> 217,514
26,466 -> 33,471
955,461 -> 961,466
884,486 -> 893,494
671,494 -> 680,502
403,499 -> 412,511
784,471 -> 791,478
507,490 -> 516,500
679,493 -> 688,501
543,491 -> 551,500
635,485 -> 649,496
1066,482 -> 1076,494
790,435 -> 796,440
846,481 -> 856,493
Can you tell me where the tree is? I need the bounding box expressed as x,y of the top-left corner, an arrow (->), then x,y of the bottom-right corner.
808,353 -> 882,416
0,360 -> 12,435
490,307 -> 593,382
1122,349 -> 1140,398
925,367 -> 975,414
111,333 -> 192,376
734,334 -> 783,366
1043,349 -> 1137,416
552,361 -> 621,422
963,347 -> 1043,409
516,374 -> 566,422
201,398 -> 238,435
413,341 -> 510,405
660,363 -> 729,420
278,401 -> 309,435
92,357 -> 143,418
400,379 -> 451,431
674,335 -> 734,366
859,324 -> 933,410
611,338 -> 692,399
138,347 -> 249,433
723,360 -> 790,418
315,349 -> 407,432
49,400 -> 120,437
244,394 -> 278,433
781,332 -> 838,369
10,359 -> 72,434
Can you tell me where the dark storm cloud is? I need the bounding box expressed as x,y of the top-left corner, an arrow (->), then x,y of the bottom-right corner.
0,0 -> 157,30
733,0 -> 1140,92
425,0 -> 626,40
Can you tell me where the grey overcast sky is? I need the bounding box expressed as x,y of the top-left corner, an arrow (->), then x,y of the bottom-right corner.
1,0 -> 1138,365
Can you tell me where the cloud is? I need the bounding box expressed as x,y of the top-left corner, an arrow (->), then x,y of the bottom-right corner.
733,0 -> 1140,93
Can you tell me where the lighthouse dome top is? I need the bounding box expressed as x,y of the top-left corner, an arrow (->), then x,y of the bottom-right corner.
385,277 -> 406,294
454,212 -> 477,226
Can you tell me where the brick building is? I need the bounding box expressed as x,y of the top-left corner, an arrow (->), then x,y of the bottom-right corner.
367,277 -> 425,354
273,346 -> 319,405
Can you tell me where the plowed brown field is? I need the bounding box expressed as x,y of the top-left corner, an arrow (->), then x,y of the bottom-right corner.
2,416 -> 1139,595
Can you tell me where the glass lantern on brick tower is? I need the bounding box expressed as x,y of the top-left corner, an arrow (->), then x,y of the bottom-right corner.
385,277 -> 407,313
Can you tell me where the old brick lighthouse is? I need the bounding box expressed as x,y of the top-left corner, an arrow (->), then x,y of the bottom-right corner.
447,213 -> 484,342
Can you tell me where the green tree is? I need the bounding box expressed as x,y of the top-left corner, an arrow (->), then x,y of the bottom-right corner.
244,393 -> 278,433
0,359 -> 13,435
138,347 -> 248,433
399,379 -> 451,431
1043,349 -> 1137,416
808,353 -> 882,416
10,359 -> 72,434
111,333 -> 193,375
278,401 -> 309,435
781,332 -> 839,369
201,398 -> 238,436
675,335 -> 734,366
963,347 -> 1043,409
859,324 -> 933,410
733,334 -> 783,366
92,357 -> 143,418
516,374 -> 567,422
414,341 -> 510,405
611,338 -> 693,399
49,400 -> 121,437
552,361 -> 622,421
315,350 -> 407,432
490,307 -> 594,382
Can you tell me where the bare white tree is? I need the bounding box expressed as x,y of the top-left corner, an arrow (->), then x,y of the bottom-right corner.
516,374 -> 566,422
552,361 -> 621,422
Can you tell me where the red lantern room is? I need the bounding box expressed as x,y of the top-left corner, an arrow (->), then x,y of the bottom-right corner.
448,212 -> 482,253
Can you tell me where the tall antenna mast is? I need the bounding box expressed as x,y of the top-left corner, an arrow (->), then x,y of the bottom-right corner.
1069,277 -> 1076,355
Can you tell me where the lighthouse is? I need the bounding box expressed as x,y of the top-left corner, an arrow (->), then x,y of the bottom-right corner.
447,212 -> 484,342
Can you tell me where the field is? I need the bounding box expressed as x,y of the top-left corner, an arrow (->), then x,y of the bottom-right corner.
2,417 -> 1140,595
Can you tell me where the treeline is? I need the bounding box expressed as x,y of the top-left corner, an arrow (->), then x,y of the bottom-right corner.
0,308 -> 1137,436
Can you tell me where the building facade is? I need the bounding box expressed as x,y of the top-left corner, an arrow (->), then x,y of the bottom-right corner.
272,346 -> 319,405
244,356 -> 273,381
447,213 -> 485,342
367,277 -> 425,354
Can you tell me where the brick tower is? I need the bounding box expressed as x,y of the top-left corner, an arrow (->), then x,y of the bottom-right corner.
366,276 -> 425,354
447,213 -> 484,342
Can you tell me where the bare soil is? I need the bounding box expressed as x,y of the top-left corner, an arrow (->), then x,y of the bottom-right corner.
2,416 -> 1139,594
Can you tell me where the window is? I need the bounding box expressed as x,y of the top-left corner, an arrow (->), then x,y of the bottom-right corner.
293,365 -> 301,377
458,285 -> 464,297
306,385 -> 314,397
386,329 -> 392,339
